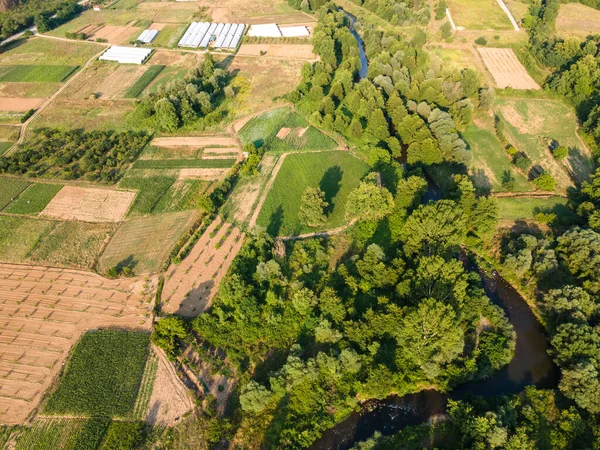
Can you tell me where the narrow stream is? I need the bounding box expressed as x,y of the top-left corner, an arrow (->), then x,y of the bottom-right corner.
343,10 -> 369,80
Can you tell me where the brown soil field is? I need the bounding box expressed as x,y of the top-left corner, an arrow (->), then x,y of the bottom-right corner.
162,218 -> 245,317
556,3 -> 600,38
151,135 -> 238,148
89,25 -> 141,45
146,345 -> 194,426
178,168 -> 229,180
477,48 -> 540,90
211,7 -> 229,22
94,65 -> 149,99
41,186 -> 136,223
149,23 -> 167,31
0,263 -> 154,424
276,127 -> 291,139
0,98 -> 44,112
204,0 -> 315,25
0,83 -> 61,99
237,44 -> 316,60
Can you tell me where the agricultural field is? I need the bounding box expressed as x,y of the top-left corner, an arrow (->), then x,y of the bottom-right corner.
237,44 -> 316,60
464,123 -> 532,193
556,2 -> 600,38
447,0 -> 514,30
0,263 -> 153,424
0,141 -> 13,155
239,107 -> 337,152
478,48 -> 540,90
44,330 -> 150,417
97,210 -> 197,274
3,183 -> 63,215
0,38 -> 102,67
13,417 -> 110,450
162,218 -> 245,317
496,97 -> 594,190
0,177 -> 30,210
204,0 -> 314,24
0,216 -> 57,263
256,151 -> 370,236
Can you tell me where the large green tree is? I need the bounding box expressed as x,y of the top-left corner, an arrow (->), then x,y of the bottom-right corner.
298,187 -> 328,228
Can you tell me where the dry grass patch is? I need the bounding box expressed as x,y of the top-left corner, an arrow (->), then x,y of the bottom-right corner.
478,48 -> 540,90
88,25 -> 142,45
179,168 -> 229,180
0,263 -> 154,424
556,3 -> 600,38
237,44 -> 316,60
0,98 -> 43,112
0,83 -> 61,99
151,135 -> 238,147
41,186 -> 136,223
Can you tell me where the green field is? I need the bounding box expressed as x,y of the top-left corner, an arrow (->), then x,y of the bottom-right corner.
0,141 -> 13,155
464,124 -> 531,193
124,65 -> 165,98
14,418 -> 110,450
44,330 -> 150,417
132,159 -> 236,169
143,65 -> 189,94
97,210 -> 195,274
0,177 -> 30,210
497,196 -> 578,223
447,0 -> 514,29
4,183 -> 62,215
118,175 -> 177,215
257,151 -> 370,236
0,216 -> 56,263
0,65 -> 78,83
0,38 -> 103,66
240,107 -> 337,152
496,98 -> 594,190
152,24 -> 188,47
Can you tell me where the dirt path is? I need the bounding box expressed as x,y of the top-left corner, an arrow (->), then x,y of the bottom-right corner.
247,152 -> 288,229
5,45 -> 109,155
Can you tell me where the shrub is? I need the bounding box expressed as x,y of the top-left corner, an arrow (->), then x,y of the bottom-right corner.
20,109 -> 35,123
475,37 -> 487,45
533,173 -> 556,191
513,153 -> 532,171
552,145 -> 568,160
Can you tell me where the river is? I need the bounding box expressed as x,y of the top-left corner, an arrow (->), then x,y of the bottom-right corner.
310,13 -> 559,449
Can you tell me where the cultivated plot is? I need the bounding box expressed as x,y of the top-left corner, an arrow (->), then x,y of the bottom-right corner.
41,186 -> 136,223
478,48 -> 540,90
447,0 -> 514,30
162,217 -> 245,317
0,264 -> 153,424
237,44 -> 316,60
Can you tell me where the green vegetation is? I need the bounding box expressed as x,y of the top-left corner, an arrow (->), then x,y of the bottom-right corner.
123,65 -> 165,99
132,159 -> 236,169
44,330 -> 150,417
118,175 -> 176,215
0,216 -> 55,263
4,183 -> 62,215
239,107 -> 337,152
0,37 -> 101,67
447,0 -> 513,29
0,65 -> 78,83
0,177 -> 30,209
14,418 -> 106,450
497,196 -> 578,223
256,151 -> 370,235
0,141 -> 13,156
132,351 -> 158,420
100,421 -> 145,450
0,0 -> 81,38
0,129 -> 150,182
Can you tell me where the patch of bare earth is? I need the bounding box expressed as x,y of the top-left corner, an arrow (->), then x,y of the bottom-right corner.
478,48 -> 540,90
41,186 -> 135,223
0,264 -> 154,424
179,168 -> 229,180
0,98 -> 44,112
151,135 -> 238,148
276,127 -> 291,139
89,24 -> 141,45
162,218 -> 245,317
237,44 -> 316,60
146,345 -> 194,427
149,23 -> 167,31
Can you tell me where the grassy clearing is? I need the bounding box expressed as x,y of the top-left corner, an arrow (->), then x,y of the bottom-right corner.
153,23 -> 188,47
44,330 -> 150,417
132,350 -> 158,420
98,210 -> 195,274
464,124 -> 531,193
0,38 -> 102,66
556,2 -> 600,38
132,159 -> 236,169
239,107 -> 337,152
0,177 -> 30,210
118,175 -> 176,216
257,151 -> 370,236
4,183 -> 62,215
0,65 -> 78,83
497,196 -> 578,223
0,216 -> 57,263
124,65 -> 165,98
29,221 -> 116,269
496,98 -> 594,190
0,141 -> 13,155
447,0 -> 514,29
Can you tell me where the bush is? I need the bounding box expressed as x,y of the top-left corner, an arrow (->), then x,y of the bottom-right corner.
533,173 -> 556,191
20,108 -> 35,123
475,37 -> 487,45
552,145 -> 568,160
513,153 -> 532,171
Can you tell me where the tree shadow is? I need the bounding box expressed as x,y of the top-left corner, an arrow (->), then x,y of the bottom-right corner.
267,205 -> 284,236
175,279 -> 215,316
319,165 -> 343,216
117,255 -> 138,271
146,399 -> 161,426
470,168 -> 492,195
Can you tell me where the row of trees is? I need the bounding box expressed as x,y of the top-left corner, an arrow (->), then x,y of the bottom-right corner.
0,128 -> 150,182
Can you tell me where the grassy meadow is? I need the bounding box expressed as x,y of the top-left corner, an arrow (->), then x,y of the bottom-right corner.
0,65 -> 78,83
256,151 -> 370,236
4,183 -> 62,215
0,177 -> 30,209
497,196 -> 578,223
447,0 -> 514,29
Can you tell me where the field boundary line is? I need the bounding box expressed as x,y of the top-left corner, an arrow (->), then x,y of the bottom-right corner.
495,0 -> 520,31
446,8 -> 457,31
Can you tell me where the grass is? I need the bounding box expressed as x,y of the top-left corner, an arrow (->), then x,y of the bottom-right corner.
143,65 -> 189,94
152,23 -> 188,47
44,330 -> 150,417
497,196 -> 578,224
0,177 -> 31,210
29,221 -> 116,269
154,179 -> 211,212
13,418 -> 111,450
0,37 -> 102,66
256,151 -> 370,236
118,175 -> 177,215
556,2 -> 600,38
0,216 -> 56,263
447,0 -> 514,29
132,159 -> 236,169
0,65 -> 78,83
463,124 -> 531,193
124,65 -> 165,98
239,107 -> 337,152
4,183 -> 62,215
97,210 -> 195,274
496,97 -> 594,190
0,141 -> 13,155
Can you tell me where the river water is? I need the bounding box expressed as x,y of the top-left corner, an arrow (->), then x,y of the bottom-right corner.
310,13 -> 559,448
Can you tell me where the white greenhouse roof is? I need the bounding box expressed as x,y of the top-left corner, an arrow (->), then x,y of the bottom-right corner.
178,22 -> 246,50
247,23 -> 281,38
137,29 -> 159,43
280,26 -> 310,37
99,46 -> 153,65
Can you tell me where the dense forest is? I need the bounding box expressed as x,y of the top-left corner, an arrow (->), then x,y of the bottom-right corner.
0,0 -> 80,38
129,54 -> 232,133
0,129 -> 150,182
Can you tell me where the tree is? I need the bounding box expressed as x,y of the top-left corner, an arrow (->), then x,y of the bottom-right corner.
365,108 -> 390,142
298,187 -> 328,228
345,179 -> 394,222
557,227 -> 600,293
240,381 -> 274,414
552,145 -> 569,160
152,316 -> 187,359
155,98 -> 180,132
533,173 -> 556,191
559,361 -> 600,413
